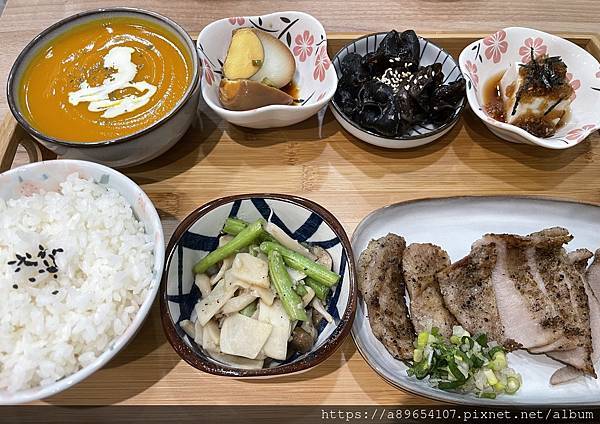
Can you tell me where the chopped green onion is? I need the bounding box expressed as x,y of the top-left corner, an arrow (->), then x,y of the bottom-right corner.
438,380 -> 465,390
487,345 -> 504,359
417,331 -> 430,349
407,326 -> 522,399
483,369 -> 498,386
488,351 -> 507,371
475,333 -> 488,347
413,349 -> 423,363
506,377 -> 521,394
450,335 -> 461,345
480,392 -> 497,399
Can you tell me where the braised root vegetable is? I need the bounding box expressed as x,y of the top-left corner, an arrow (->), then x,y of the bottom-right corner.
222,293 -> 258,315
194,273 -> 211,298
258,299 -> 292,360
209,351 -> 264,370
195,279 -> 237,326
202,320 -> 221,354
220,313 -> 273,359
209,235 -> 234,285
228,253 -> 269,288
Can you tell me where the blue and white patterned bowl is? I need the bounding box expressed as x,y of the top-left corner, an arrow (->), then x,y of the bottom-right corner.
0,159 -> 164,404
331,32 -> 466,149
160,194 -> 357,377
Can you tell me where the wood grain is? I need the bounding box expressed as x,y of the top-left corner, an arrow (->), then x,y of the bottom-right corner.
1,0 -> 600,407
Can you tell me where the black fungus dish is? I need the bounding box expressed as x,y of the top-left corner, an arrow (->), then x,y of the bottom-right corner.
333,30 -> 466,138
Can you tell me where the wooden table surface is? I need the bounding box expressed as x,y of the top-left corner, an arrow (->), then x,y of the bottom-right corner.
2,0 -> 600,407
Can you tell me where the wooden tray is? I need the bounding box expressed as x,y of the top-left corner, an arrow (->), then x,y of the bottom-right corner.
2,33 -> 600,405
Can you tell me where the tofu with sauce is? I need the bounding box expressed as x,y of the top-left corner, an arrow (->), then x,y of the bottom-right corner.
498,54 -> 574,138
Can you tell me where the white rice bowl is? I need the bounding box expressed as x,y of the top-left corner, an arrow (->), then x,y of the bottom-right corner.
0,160 -> 164,404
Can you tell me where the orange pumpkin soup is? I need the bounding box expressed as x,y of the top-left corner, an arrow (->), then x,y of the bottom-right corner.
19,17 -> 192,142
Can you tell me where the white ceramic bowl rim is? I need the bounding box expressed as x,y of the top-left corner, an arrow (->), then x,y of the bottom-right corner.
6,7 -> 200,148
330,32 -> 466,141
197,11 -> 336,116
0,159 -> 165,404
459,27 -> 600,149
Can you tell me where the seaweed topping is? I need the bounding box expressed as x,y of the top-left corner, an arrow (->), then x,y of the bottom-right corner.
511,47 -> 572,116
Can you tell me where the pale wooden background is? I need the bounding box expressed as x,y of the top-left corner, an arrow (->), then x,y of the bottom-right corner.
2,0 -> 600,406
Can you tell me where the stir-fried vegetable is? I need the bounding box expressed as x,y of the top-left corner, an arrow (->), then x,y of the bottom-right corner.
407,326 -> 522,398
182,216 -> 342,369
260,241 -> 340,287
193,220 -> 263,274
305,277 -> 330,301
222,217 -> 275,242
239,300 -> 257,317
268,250 -> 308,321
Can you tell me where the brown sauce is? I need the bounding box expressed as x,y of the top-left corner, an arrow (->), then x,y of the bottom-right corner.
482,70 -> 570,138
281,81 -> 300,103
483,71 -> 506,122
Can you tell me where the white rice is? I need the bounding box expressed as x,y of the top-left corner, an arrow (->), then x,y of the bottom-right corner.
0,173 -> 154,392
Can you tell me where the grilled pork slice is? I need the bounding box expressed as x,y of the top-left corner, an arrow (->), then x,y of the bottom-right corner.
476,233 -> 566,351
437,242 -> 511,348
550,248 -> 597,384
438,227 -> 590,356
586,250 -> 600,369
358,234 -> 415,360
530,232 -> 595,376
402,243 -> 457,338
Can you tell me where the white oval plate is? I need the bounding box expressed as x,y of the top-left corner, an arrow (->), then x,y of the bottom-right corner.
351,196 -> 600,405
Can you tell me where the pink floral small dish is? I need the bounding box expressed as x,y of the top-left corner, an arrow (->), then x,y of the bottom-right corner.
197,11 -> 337,129
459,27 -> 600,149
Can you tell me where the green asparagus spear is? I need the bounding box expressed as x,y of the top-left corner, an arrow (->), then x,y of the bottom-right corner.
268,250 -> 308,321
294,281 -> 308,297
193,220 -> 263,274
305,277 -> 330,301
260,242 -> 340,287
222,217 -> 248,236
222,217 -> 275,242
239,300 -> 257,317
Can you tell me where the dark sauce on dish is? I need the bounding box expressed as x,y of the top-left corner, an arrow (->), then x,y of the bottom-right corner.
482,70 -> 569,138
281,82 -> 301,105
483,71 -> 506,122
